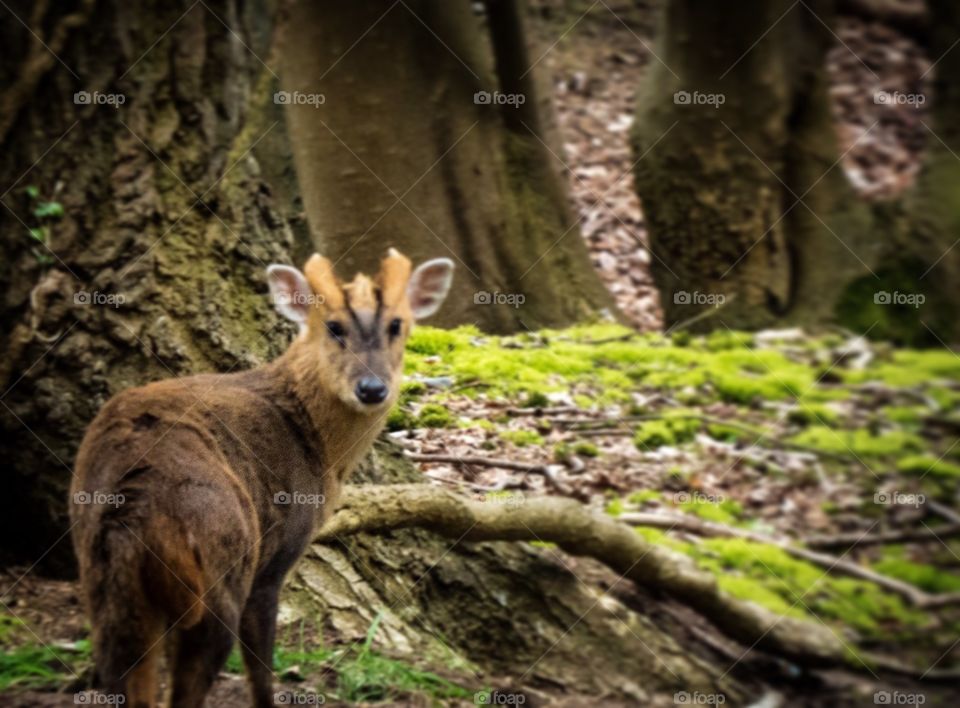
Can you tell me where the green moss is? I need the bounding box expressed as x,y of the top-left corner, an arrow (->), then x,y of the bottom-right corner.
706,421 -> 760,443
628,489 -> 662,504
520,391 -> 551,408
787,402 -> 840,427
385,406 -> 415,432
717,576 -> 805,618
605,497 -> 625,517
846,349 -> 960,387
704,330 -> 754,351
406,326 -> 480,356
417,404 -> 453,429
499,430 -> 544,447
873,555 -> 960,594
572,441 -> 600,457
884,406 -> 925,426
789,427 -> 924,458
897,455 -> 960,479
634,420 -> 676,450
689,538 -> 926,634
678,497 -> 743,525
634,413 -> 702,450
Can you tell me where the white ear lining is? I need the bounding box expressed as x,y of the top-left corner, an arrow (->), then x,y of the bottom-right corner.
407,258 -> 454,320
266,264 -> 312,329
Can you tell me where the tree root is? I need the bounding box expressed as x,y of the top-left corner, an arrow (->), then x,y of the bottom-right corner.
318,484 -> 960,681
315,484 -> 960,678
806,523 -> 960,550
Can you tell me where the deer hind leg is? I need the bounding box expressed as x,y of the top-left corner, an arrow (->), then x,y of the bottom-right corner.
240,583 -> 281,708
168,613 -> 237,708
99,635 -> 162,708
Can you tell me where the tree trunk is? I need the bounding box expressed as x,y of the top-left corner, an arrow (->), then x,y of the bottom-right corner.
0,0 -> 303,572
279,0 -> 615,332
632,0 -> 959,343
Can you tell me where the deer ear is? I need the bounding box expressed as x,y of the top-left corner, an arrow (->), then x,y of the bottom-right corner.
266,264 -> 312,327
407,258 -> 454,320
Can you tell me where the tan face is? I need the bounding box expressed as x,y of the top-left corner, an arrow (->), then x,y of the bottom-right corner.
267,249 -> 454,413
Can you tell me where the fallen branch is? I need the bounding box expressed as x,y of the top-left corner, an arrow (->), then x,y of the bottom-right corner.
617,512 -> 960,609
316,484 -> 957,679
929,501 -> 960,526
806,524 -> 960,550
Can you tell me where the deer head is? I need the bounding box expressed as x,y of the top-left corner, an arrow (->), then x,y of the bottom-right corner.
266,249 -> 454,413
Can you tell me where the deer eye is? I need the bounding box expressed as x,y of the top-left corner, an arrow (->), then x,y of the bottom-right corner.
387,318 -> 402,338
325,321 -> 346,341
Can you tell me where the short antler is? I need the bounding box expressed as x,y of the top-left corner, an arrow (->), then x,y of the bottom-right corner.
378,248 -> 412,307
303,254 -> 345,309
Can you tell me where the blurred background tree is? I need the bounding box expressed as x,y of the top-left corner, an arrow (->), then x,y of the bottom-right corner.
633,0 -> 959,343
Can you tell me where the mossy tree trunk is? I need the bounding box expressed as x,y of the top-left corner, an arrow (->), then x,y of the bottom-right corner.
0,0 -> 303,572
280,0 -> 615,332
633,0 -> 959,343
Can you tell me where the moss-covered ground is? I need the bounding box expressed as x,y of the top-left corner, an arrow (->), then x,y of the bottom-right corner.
397,323 -> 960,673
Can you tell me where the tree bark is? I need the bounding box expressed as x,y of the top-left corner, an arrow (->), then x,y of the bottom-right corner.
279,0 -> 616,332
632,0 -> 959,343
0,0 -> 303,572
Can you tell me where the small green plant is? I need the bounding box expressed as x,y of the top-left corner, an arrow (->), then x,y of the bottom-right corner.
0,639 -> 90,690
337,613 -> 472,703
22,185 -> 64,265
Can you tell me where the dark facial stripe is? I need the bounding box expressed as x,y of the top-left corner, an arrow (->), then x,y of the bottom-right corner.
344,290 -> 383,349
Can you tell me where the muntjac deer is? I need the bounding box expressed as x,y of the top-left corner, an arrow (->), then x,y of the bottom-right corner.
70,250 -> 454,708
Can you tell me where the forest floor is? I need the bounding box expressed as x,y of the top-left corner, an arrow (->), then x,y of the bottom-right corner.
2,3 -> 956,707
2,324 -> 959,705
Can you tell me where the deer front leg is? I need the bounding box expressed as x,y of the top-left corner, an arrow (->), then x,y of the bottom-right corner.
240,583 -> 281,708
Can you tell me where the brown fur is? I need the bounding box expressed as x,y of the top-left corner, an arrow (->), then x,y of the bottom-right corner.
70,250 -> 433,708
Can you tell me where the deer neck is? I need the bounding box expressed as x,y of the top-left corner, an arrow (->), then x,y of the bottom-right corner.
273,338 -> 389,482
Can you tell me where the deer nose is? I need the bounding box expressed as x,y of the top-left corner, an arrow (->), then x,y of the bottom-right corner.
355,377 -> 388,405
